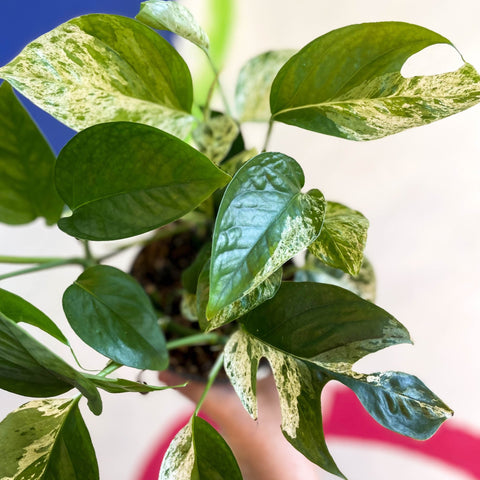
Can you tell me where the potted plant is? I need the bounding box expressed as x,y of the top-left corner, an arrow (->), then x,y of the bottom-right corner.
0,1 -> 479,478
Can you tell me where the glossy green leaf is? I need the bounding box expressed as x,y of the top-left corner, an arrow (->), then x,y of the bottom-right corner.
197,258 -> 283,331
0,82 -> 62,225
0,14 -> 194,138
240,282 -> 410,364
0,398 -> 98,480
235,50 -> 295,122
331,369 -> 453,440
55,122 -> 231,240
296,253 -> 376,302
192,114 -> 239,164
0,287 -> 68,345
160,415 -> 242,480
86,375 -> 181,394
0,313 -> 102,415
270,22 -> 480,140
309,201 -> 369,276
225,283 -> 451,474
225,329 -> 344,478
207,153 -> 326,319
137,0 -> 209,52
63,265 -> 168,371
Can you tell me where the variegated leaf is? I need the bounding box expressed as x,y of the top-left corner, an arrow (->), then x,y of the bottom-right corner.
197,261 -> 282,331
235,50 -> 295,122
207,153 -> 326,319
323,367 -> 453,440
224,329 -> 344,478
160,416 -> 241,480
270,22 -> 480,140
309,201 -> 369,276
137,0 -> 210,52
296,253 -> 376,302
0,398 -> 98,480
0,15 -> 194,138
192,114 -> 239,164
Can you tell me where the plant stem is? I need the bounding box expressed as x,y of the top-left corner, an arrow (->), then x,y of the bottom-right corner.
82,240 -> 97,267
206,53 -> 232,116
262,119 -> 274,152
0,258 -> 87,281
166,332 -> 226,350
195,351 -> 225,415
0,255 -> 68,264
98,222 -> 194,262
97,360 -> 122,378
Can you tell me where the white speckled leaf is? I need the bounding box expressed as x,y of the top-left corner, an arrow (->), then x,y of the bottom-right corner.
235,50 -> 295,122
0,398 -> 98,480
0,14 -> 194,138
160,416 -> 242,479
137,0 -> 209,52
224,329 -> 344,477
192,114 -> 239,164
206,152 -> 326,319
271,22 -> 480,140
309,201 -> 369,276
160,420 -> 196,480
198,262 -> 282,331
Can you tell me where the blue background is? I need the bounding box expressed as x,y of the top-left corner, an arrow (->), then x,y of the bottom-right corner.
0,1 -> 171,153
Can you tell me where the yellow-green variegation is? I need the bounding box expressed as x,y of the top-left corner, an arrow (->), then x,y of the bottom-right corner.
0,14 -> 194,138
225,282 -> 453,478
270,22 -> 480,140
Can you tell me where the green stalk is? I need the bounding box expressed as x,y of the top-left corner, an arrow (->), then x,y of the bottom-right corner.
0,258 -> 87,281
166,332 -> 226,350
262,119 -> 275,152
195,351 -> 225,415
97,360 -> 122,378
0,255 -> 69,264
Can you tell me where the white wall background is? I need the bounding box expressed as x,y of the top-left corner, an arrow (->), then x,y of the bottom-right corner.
1,1 -> 480,479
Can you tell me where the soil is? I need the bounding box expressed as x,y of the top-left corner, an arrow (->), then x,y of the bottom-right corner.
130,223 -> 230,381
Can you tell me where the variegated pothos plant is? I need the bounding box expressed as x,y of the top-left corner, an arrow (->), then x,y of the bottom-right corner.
0,1 -> 479,479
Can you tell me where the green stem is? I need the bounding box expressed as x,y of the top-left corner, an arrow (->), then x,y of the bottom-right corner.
0,258 -> 87,281
0,255 -> 68,264
82,240 -> 97,267
166,332 -> 226,350
195,351 -> 225,415
206,53 -> 232,116
98,222 -> 194,263
97,360 -> 122,378
262,119 -> 275,152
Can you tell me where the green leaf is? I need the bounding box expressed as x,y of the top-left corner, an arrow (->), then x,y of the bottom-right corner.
235,50 -> 295,122
0,398 -> 99,480
0,313 -> 102,415
85,375 -> 181,394
192,114 -> 239,165
137,0 -> 210,52
240,282 -> 410,364
0,14 -> 194,138
63,265 -> 168,371
0,82 -> 62,225
55,122 -> 231,241
160,415 -> 242,480
197,258 -> 283,331
309,201 -> 369,276
270,22 -> 480,140
0,287 -> 68,345
207,152 -> 326,319
297,253 -> 376,302
331,369 -> 453,440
